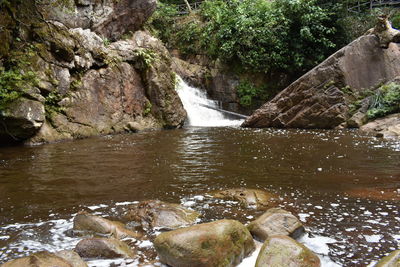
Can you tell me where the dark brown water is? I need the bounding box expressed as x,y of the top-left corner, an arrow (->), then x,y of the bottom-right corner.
0,127 -> 399,266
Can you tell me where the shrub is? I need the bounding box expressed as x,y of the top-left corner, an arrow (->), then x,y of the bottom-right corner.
367,82 -> 400,119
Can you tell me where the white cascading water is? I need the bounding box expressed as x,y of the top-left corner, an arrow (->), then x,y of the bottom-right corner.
176,76 -> 244,127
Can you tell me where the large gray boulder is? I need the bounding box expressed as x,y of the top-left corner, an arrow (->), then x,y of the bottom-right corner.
154,219 -> 255,267
123,200 -> 200,231
255,235 -> 320,267
247,208 -> 304,242
243,33 -> 400,129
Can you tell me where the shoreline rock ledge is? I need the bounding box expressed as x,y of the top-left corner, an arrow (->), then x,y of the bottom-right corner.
242,19 -> 400,130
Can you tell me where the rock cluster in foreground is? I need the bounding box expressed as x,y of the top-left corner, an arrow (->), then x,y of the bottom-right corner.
2,189 -> 398,266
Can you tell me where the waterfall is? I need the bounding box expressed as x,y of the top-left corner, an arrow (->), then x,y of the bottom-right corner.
176,76 -> 244,127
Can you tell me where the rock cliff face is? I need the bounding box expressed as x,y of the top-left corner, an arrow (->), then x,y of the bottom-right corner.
41,0 -> 157,40
0,0 -> 186,144
243,33 -> 400,129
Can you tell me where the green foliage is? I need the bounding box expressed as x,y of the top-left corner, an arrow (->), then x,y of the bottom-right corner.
0,66 -> 37,111
236,80 -> 269,107
152,0 -> 341,75
44,91 -> 65,118
367,82 -> 400,120
143,100 -> 152,116
103,38 -> 111,46
133,49 -> 157,69
146,2 -> 179,44
392,11 -> 400,29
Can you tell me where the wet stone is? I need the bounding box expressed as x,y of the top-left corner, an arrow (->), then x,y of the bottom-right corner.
154,219 -> 255,267
75,237 -> 134,259
123,200 -> 200,231
211,188 -> 278,209
247,208 -> 305,242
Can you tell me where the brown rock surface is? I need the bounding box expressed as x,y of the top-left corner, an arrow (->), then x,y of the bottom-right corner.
75,237 -> 134,259
54,250 -> 88,267
360,113 -> 400,138
2,251 -> 82,267
247,208 -> 304,242
375,249 -> 400,267
211,188 -> 278,209
40,0 -> 157,40
243,35 -> 400,129
73,212 -> 142,239
124,200 -> 200,231
154,219 -> 255,267
255,235 -> 320,267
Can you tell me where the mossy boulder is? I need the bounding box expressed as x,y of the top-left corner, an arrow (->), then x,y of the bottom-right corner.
123,200 -> 200,231
73,211 -> 142,240
255,235 -> 320,267
247,208 -> 305,242
154,219 -> 255,267
211,188 -> 278,209
2,251 -> 86,267
375,250 -> 400,267
75,237 -> 134,259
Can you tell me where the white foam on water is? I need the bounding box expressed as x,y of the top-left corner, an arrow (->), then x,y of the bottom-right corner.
364,235 -> 382,243
87,204 -> 108,210
237,241 -> 263,267
176,76 -> 243,127
298,234 -> 340,267
115,201 -> 139,206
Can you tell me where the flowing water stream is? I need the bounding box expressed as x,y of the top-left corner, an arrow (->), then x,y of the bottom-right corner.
0,80 -> 399,266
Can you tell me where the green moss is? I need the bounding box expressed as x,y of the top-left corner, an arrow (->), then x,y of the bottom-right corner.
0,45 -> 39,111
44,91 -> 65,119
143,100 -> 153,116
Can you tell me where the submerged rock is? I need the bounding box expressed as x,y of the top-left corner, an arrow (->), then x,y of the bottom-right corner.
375,250 -> 400,266
73,212 -> 142,239
211,188 -> 278,209
154,219 -> 255,267
243,30 -> 400,129
2,251 -> 86,267
255,235 -> 320,267
360,113 -> 400,138
247,208 -> 304,242
75,237 -> 134,259
123,200 -> 200,231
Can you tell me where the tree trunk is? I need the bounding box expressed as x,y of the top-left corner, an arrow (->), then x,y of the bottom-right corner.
183,0 -> 192,13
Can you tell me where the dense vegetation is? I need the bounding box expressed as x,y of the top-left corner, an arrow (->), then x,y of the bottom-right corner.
149,0 -> 400,108
367,82 -> 400,120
